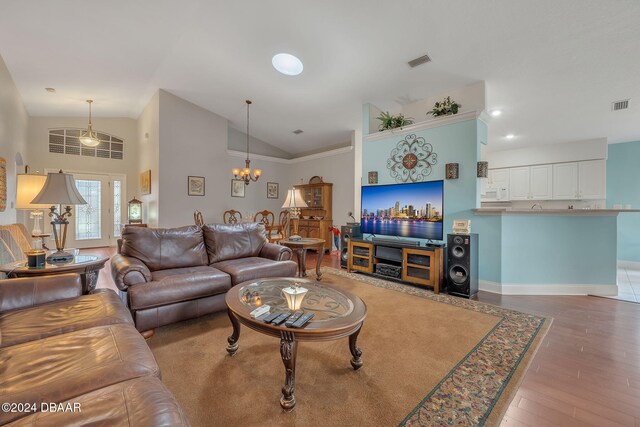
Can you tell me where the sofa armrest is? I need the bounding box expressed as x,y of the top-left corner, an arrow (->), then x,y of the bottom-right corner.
259,243 -> 293,261
0,274 -> 82,312
111,254 -> 152,291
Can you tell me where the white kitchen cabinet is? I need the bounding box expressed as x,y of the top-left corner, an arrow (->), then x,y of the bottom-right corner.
509,167 -> 531,200
579,160 -> 606,199
530,165 -> 553,199
553,162 -> 579,199
489,169 -> 509,188
509,165 -> 552,200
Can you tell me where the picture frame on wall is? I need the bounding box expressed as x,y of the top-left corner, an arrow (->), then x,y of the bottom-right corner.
188,176 -> 205,196
140,169 -> 151,195
231,179 -> 245,198
267,182 -> 278,199
368,171 -> 378,185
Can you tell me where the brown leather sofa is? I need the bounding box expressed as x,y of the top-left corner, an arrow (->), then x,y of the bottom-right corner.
111,223 -> 297,336
0,274 -> 189,426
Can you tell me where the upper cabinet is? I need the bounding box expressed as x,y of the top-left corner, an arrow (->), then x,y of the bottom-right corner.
509,165 -> 552,200
553,162 -> 579,199
578,160 -> 606,200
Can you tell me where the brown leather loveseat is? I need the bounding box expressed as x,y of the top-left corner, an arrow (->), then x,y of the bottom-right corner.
111,223 -> 297,336
0,274 -> 189,425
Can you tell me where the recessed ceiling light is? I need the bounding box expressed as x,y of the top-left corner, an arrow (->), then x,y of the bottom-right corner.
505,134 -> 515,140
45,87 -> 56,93
272,53 -> 303,76
490,110 -> 502,117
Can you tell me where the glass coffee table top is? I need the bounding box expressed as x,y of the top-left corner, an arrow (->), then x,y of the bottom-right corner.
238,278 -> 355,322
1,255 -> 104,271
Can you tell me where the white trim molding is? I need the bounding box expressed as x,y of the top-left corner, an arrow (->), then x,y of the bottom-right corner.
226,145 -> 353,165
479,280 -> 617,296
364,110 -> 489,142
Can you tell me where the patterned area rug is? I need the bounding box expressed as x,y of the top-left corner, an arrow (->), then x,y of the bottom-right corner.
326,268 -> 550,426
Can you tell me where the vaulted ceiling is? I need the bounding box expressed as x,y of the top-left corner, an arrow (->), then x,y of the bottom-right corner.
0,0 -> 638,154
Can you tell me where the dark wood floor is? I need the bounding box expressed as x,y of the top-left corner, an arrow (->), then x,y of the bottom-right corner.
92,247 -> 640,426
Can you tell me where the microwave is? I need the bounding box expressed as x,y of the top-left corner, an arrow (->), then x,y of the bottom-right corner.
481,186 -> 509,202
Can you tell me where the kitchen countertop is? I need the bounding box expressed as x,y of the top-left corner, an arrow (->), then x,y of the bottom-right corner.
473,207 -> 640,216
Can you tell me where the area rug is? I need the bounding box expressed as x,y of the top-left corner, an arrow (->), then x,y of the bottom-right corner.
148,268 -> 549,427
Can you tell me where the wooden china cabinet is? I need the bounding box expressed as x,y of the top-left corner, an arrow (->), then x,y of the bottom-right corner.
291,182 -> 333,252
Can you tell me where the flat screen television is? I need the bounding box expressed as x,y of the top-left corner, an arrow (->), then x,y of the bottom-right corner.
360,180 -> 444,241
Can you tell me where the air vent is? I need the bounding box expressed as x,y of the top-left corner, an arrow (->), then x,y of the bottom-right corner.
408,54 -> 431,68
293,129 -> 304,134
612,99 -> 629,111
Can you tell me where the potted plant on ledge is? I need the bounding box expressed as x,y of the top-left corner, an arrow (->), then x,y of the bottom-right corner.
427,96 -> 461,117
376,111 -> 414,131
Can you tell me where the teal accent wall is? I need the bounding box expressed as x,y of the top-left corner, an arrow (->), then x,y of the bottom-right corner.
607,141 -> 640,262
501,215 -> 617,284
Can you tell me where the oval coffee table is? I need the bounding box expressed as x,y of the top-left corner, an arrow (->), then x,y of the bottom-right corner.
225,277 -> 367,411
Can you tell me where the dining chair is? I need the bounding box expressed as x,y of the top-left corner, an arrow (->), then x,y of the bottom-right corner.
223,210 -> 242,224
194,210 -> 204,227
272,210 -> 290,242
254,210 -> 277,241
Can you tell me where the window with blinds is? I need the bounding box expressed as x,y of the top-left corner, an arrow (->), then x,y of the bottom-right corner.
48,128 -> 124,160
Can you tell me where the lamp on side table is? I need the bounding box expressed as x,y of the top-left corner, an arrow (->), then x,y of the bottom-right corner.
282,188 -> 308,241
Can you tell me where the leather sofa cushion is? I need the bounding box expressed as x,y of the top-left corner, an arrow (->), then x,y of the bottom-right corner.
0,289 -> 133,348
0,324 -> 160,425
203,223 -> 268,264
8,377 -> 190,427
121,225 -> 208,271
212,257 -> 298,285
128,266 -> 231,310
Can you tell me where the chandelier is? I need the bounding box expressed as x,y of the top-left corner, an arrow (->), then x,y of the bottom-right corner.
232,100 -> 262,185
79,99 -> 100,147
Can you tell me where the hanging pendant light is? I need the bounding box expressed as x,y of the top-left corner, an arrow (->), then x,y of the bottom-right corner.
232,100 -> 262,185
79,99 -> 100,147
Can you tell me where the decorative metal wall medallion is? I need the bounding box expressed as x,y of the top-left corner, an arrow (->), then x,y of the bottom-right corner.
387,134 -> 437,183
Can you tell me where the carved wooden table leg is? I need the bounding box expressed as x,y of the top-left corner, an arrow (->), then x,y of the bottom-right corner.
295,248 -> 308,278
226,309 -> 241,356
315,243 -> 324,281
349,324 -> 364,370
280,330 -> 298,411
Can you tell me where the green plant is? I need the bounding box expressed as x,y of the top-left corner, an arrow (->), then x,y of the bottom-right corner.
427,96 -> 461,117
376,111 -> 414,131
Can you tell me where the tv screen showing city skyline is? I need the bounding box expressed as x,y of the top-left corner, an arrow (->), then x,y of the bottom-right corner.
360,180 -> 444,240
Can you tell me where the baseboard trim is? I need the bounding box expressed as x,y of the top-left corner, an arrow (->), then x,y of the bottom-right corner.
618,260 -> 640,270
479,280 -> 617,296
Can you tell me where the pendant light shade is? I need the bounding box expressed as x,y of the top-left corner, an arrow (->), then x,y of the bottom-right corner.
79,99 -> 100,147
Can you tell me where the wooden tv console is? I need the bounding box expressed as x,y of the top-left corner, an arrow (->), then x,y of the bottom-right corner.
347,239 -> 444,294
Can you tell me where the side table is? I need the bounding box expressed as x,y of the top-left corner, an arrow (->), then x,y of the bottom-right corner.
279,238 -> 325,280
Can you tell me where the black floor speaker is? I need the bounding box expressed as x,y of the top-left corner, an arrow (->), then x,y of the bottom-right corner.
340,224 -> 362,268
446,233 -> 478,298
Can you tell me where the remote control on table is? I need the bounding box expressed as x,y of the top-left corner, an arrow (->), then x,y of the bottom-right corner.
263,311 -> 284,323
271,312 -> 291,325
291,312 -> 315,328
284,311 -> 304,327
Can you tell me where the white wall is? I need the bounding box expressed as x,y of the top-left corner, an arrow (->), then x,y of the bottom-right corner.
137,91 -> 160,226
487,138 -> 607,169
287,147 -> 355,227
0,55 -> 29,224
228,126 -> 292,159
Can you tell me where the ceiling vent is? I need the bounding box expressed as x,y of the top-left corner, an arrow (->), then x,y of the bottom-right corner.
293,129 -> 304,135
408,54 -> 431,68
611,99 -> 629,111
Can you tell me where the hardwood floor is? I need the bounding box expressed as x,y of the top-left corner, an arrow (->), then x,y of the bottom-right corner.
88,247 -> 640,426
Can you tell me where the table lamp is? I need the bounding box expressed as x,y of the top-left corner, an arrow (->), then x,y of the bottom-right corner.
16,172 -> 49,235
282,188 -> 308,241
30,170 -> 87,263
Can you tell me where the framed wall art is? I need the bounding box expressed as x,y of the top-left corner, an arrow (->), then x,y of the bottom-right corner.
367,171 -> 378,184
188,176 -> 205,196
267,182 -> 278,199
231,179 -> 245,198
140,169 -> 151,195
0,157 -> 6,212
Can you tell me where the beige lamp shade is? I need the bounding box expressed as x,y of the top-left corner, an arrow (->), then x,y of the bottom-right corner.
31,171 -> 88,205
281,188 -> 308,209
16,174 -> 50,209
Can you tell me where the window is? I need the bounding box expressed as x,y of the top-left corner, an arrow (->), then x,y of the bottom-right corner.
75,179 -> 102,240
49,128 -> 124,159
